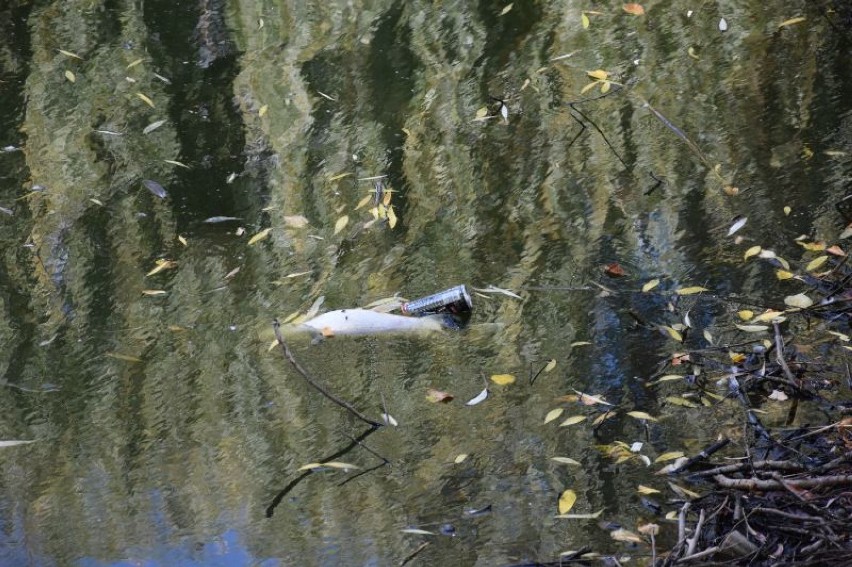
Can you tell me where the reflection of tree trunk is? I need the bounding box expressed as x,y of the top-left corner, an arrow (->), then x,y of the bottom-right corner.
194,0 -> 233,69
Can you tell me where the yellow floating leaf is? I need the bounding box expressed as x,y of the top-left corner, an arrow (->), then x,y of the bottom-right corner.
736,324 -> 769,333
58,49 -> 83,60
136,92 -> 155,107
729,352 -> 746,363
544,359 -> 557,372
623,3 -> 645,16
654,451 -> 685,463
776,269 -> 794,280
655,374 -> 684,383
258,104 -> 268,117
642,278 -> 660,292
454,453 -> 468,464
328,172 -> 352,181
587,69 -> 608,81
600,81 -> 611,94
558,489 -> 577,515
89,198 -> 103,206
490,373 -> 516,385
571,341 -> 592,347
475,106 -> 488,119
387,205 -> 398,229
784,293 -> 813,309
355,194 -> 372,210
661,326 -> 683,342
779,16 -> 806,27
284,271 -> 311,279
126,58 -> 143,69
637,485 -> 660,494
744,245 -> 761,260
64,70 -> 76,83
146,259 -> 176,276
581,12 -> 590,28
334,215 -> 349,235
551,457 -> 581,466
559,415 -> 586,427
806,255 -> 828,271
798,240 -> 826,251
141,289 -> 167,296
544,408 -> 564,424
675,286 -> 708,295
580,81 -> 599,94
627,410 -> 658,422
737,310 -> 754,320
783,206 -> 792,216
500,3 -> 513,15
248,227 -> 271,245
752,309 -> 785,323
177,235 -> 188,246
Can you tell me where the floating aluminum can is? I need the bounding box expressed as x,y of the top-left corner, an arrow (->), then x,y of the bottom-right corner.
401,285 -> 472,316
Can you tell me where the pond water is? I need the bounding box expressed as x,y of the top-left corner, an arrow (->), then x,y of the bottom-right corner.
0,1 -> 851,565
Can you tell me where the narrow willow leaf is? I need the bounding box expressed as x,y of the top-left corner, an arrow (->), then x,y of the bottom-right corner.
164,159 -> 190,169
806,255 -> 828,271
551,457 -> 581,466
248,228 -> 272,245
736,324 -> 769,333
334,215 -> 349,235
544,359 -> 557,373
490,373 -> 515,385
675,286 -> 708,295
571,341 -> 592,346
666,396 -> 699,408
744,245 -> 761,260
143,119 -> 166,134
0,440 -> 38,448
465,387 -> 489,406
776,269 -> 794,280
387,205 -> 398,229
58,49 -> 83,59
454,453 -> 468,464
573,389 -> 612,405
784,293 -> 813,309
355,194 -> 372,210
544,408 -> 564,424
141,290 -> 167,296
89,198 -> 104,206
178,235 -> 188,246
580,81 -> 598,94
655,374 -> 684,383
703,329 -> 713,343
64,70 -> 76,82
637,485 -> 660,494
382,413 -> 398,426
259,104 -> 268,117
779,16 -> 806,27
555,509 -> 603,519
500,3 -> 513,15
611,528 -> 643,543
727,216 -> 747,236
401,528 -> 435,536
654,451 -> 685,463
558,489 -> 577,514
475,106 -> 488,119
136,92 -> 155,107
559,415 -> 586,427
642,278 -> 660,292
661,326 -> 683,342
587,69 -> 608,80
627,410 -> 658,421
328,172 -> 352,181
105,352 -> 142,362
146,259 -> 176,276
304,296 -> 325,319
126,58 -> 143,69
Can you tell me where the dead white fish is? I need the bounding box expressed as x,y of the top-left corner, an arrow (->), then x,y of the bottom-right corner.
203,216 -> 241,223
295,309 -> 446,337
142,179 -> 167,199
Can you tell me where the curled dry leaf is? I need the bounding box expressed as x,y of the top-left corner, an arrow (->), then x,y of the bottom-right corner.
426,388 -> 454,403
623,3 -> 645,15
604,262 -> 626,277
784,293 -> 813,309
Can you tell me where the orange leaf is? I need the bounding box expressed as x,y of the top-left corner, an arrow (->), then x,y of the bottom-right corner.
623,3 -> 645,15
604,262 -> 626,278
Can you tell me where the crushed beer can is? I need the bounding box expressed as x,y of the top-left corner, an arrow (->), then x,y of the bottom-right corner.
401,285 -> 473,317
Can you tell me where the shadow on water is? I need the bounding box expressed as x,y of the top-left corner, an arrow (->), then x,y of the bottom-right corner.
142,0 -> 250,229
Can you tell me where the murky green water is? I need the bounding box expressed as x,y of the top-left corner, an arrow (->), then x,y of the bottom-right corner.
1,0 -> 851,565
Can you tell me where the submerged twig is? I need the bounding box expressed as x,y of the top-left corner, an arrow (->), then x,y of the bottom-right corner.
272,319 -> 383,427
